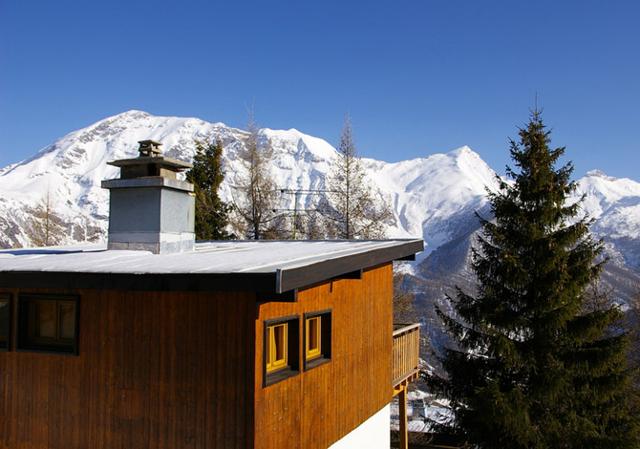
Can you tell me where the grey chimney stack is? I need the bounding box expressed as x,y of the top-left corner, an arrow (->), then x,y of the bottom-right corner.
101,140 -> 195,254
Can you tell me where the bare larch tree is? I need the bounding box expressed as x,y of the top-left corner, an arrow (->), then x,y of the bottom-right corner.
231,116 -> 281,239
320,116 -> 392,239
25,190 -> 65,247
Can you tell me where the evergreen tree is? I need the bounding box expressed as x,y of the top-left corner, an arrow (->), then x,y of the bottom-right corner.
319,116 -> 392,239
428,111 -> 639,448
186,139 -> 233,240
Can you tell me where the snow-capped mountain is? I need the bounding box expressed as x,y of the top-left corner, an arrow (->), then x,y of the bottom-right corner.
1,110 -> 639,299
0,110 -> 500,252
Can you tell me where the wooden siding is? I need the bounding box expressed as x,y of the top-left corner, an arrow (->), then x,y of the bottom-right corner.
0,288 -> 255,449
254,263 -> 394,449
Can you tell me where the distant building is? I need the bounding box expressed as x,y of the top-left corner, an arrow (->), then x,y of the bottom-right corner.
0,141 -> 422,449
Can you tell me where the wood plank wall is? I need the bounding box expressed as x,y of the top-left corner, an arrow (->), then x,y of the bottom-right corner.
254,263 -> 393,449
0,288 -> 255,449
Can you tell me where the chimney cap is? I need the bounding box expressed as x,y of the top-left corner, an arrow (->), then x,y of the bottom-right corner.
107,156 -> 192,171
106,139 -> 192,172
138,140 -> 163,157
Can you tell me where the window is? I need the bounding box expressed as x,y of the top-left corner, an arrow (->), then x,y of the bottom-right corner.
304,310 -> 331,370
266,322 -> 288,373
0,294 -> 10,350
264,316 -> 299,386
18,295 -> 79,354
305,316 -> 321,360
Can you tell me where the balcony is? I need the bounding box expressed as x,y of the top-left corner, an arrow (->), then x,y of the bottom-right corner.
392,323 -> 421,449
392,323 -> 420,390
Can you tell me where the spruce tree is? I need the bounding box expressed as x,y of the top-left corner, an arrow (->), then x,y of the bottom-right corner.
186,139 -> 232,240
428,111 -> 639,448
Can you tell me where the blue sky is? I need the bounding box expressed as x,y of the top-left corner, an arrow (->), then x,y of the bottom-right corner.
1,0 -> 638,178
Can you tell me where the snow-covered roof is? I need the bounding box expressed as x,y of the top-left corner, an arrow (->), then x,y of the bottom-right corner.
0,239 -> 423,293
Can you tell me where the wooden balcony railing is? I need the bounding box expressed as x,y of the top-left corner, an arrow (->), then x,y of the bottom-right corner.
392,323 -> 420,388
393,323 -> 421,449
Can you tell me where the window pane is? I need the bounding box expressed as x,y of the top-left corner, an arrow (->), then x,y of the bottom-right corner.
0,300 -> 8,347
266,323 -> 289,374
274,325 -> 286,361
268,327 -> 276,367
19,295 -> 78,353
304,312 -> 330,367
264,318 -> 299,384
308,317 -> 319,351
36,301 -> 56,338
59,302 -> 76,340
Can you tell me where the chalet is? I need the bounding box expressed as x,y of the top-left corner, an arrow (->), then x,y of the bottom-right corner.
0,140 -> 423,449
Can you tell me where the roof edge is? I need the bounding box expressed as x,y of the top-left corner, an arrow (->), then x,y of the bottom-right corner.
0,271 -> 276,292
276,239 -> 423,293
0,239 -> 424,294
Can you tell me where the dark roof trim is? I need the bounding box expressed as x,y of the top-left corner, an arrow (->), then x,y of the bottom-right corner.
275,239 -> 423,293
0,272 -> 275,292
0,239 -> 423,294
257,289 -> 298,303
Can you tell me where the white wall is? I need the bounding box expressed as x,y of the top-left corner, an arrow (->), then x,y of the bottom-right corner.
329,404 -> 390,449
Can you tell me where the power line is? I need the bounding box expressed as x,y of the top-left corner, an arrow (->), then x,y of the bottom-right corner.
277,188 -> 333,239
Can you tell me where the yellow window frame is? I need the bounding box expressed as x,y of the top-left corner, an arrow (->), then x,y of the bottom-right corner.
266,322 -> 288,373
305,316 -> 321,361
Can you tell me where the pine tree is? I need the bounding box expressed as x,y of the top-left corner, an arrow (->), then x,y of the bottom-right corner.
320,116 -> 392,239
186,139 -> 233,240
428,111 -> 639,448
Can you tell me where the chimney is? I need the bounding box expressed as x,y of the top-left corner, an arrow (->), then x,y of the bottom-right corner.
101,140 -> 195,254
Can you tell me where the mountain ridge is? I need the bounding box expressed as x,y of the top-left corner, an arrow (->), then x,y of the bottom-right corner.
1,111 -> 639,294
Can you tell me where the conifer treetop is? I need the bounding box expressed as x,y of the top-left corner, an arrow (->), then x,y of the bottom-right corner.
427,111 -> 639,449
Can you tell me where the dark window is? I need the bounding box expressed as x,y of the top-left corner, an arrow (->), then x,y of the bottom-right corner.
0,295 -> 10,350
19,295 -> 79,354
304,310 -> 332,370
264,316 -> 299,386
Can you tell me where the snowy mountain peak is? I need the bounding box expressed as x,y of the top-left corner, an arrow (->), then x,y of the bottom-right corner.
585,169 -> 612,179
0,111 -> 506,251
449,145 -> 477,158
116,109 -> 151,118
571,170 -> 640,249
261,127 -> 338,162
0,110 -> 639,275
578,170 -> 640,204
447,146 -> 496,187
